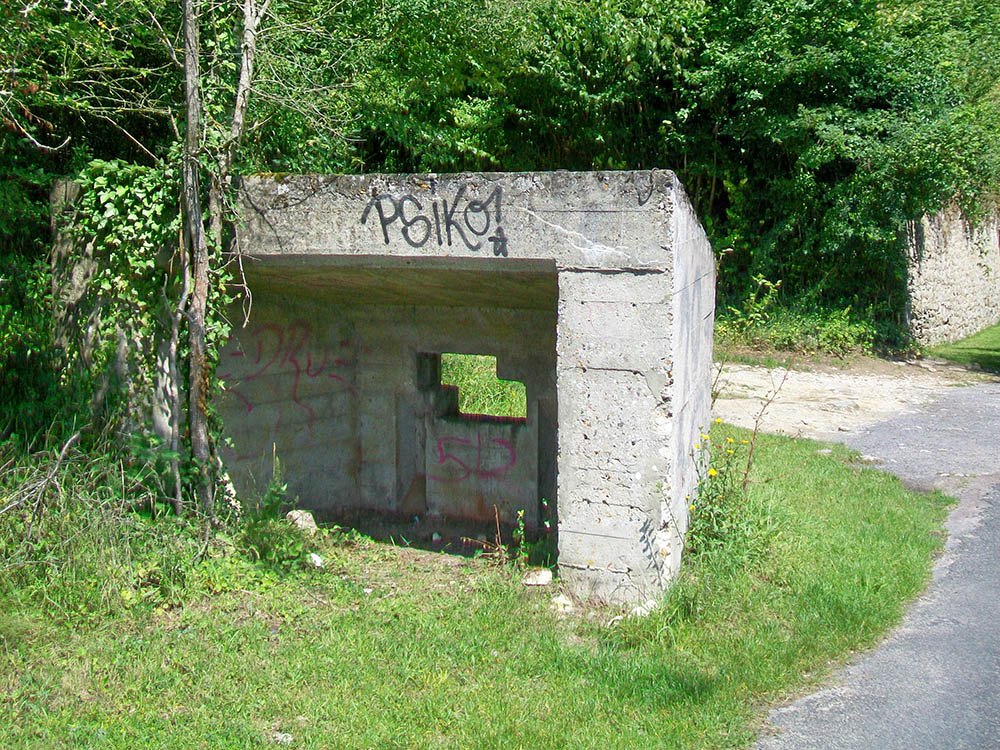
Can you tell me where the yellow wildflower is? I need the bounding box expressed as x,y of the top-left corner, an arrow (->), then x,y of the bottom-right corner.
708,467 -> 717,477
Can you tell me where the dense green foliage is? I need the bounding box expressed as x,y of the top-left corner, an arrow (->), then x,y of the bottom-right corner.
2,0 -> 999,411
348,0 -> 1000,330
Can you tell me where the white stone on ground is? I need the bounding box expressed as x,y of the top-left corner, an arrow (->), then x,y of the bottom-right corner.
522,568 -> 553,586
285,509 -> 318,535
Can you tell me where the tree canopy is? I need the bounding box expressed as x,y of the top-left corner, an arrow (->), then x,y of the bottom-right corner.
1,0 -> 998,499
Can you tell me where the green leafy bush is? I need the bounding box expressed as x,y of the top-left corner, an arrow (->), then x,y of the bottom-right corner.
348,0 -> 1000,341
0,437 -> 326,619
717,300 -> 880,356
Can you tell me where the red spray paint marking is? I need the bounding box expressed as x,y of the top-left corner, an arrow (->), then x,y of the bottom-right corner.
221,320 -> 355,436
428,432 -> 517,483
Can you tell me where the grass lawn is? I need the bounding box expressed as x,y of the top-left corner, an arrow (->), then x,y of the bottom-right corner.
1,425 -> 950,748
927,321 -> 1000,373
440,353 -> 527,418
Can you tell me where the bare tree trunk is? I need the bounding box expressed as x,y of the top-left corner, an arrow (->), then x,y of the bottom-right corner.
212,0 -> 270,245
168,224 -> 191,516
229,0 -> 270,172
182,0 -> 213,518
178,0 -> 270,522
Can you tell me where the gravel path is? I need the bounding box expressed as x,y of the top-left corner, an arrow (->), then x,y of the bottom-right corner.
720,367 -> 1000,749
714,356 -> 989,440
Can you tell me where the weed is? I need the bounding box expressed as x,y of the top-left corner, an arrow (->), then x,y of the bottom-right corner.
0,433 -> 329,621
723,274 -> 782,335
717,299 -> 879,356
463,505 -> 513,565
237,463 -> 319,573
1,424 -> 951,748
511,509 -> 530,568
686,426 -> 777,568
462,503 -> 555,570
689,359 -> 790,569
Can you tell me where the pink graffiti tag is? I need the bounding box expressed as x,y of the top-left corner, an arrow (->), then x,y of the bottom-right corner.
220,320 -> 355,436
428,432 -> 517,483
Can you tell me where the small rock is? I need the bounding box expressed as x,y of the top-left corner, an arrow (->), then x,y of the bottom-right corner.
308,553 -> 324,568
629,599 -> 659,618
522,568 -> 553,587
285,510 -> 318,536
837,425 -> 850,432
859,454 -> 882,464
363,587 -> 373,595
550,593 -> 574,615
816,448 -> 833,455
271,731 -> 294,744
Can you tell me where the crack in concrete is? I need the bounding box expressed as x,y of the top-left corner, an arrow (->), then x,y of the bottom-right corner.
511,205 -> 631,264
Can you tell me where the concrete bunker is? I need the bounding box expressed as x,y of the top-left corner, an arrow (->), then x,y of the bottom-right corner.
221,170 -> 714,604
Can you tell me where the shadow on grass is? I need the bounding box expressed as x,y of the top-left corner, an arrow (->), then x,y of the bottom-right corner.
933,347 -> 1000,373
929,323 -> 1000,374
576,650 -> 718,709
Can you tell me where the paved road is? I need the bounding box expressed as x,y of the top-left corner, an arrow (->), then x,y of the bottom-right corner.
757,381 -> 1000,750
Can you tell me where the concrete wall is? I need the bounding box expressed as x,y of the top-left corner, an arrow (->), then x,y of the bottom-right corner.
225,170 -> 714,604
219,285 -> 556,533
907,204 -> 1000,346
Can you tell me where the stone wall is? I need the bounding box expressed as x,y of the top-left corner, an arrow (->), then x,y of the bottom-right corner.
907,204 -> 1000,346
224,170 -> 715,604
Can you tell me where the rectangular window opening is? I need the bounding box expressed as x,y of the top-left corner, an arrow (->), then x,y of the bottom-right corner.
440,353 -> 527,420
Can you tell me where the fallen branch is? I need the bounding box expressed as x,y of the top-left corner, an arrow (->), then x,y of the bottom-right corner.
0,433 -> 80,543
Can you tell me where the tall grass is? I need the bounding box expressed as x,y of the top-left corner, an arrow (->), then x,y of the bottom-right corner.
0,423 -> 950,748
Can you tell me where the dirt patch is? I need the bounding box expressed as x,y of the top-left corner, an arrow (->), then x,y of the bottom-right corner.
712,355 -> 997,439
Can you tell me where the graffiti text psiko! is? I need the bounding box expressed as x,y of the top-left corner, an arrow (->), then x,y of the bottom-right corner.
361,185 -> 508,256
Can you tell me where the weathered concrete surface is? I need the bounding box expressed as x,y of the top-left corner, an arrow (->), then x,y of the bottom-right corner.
217,295 -> 554,525
223,170 -> 714,604
240,170 -> 688,270
907,204 -> 1000,346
